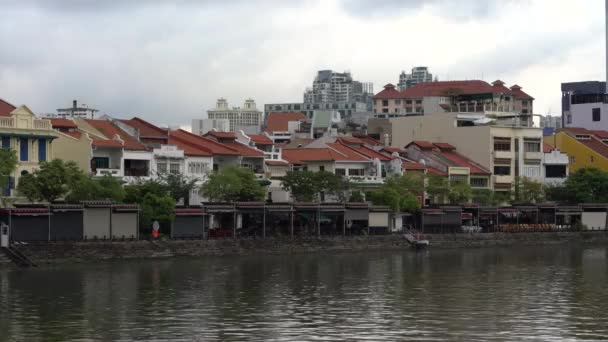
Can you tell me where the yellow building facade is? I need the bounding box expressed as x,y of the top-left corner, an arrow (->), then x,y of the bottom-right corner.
547,129 -> 608,173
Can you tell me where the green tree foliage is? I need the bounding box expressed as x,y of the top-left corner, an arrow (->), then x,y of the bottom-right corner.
201,166 -> 266,202
158,173 -> 199,206
17,160 -> 83,202
348,191 -> 365,202
448,182 -> 473,204
512,176 -> 544,204
426,174 -> 450,204
546,167 -> 608,203
65,175 -> 126,203
370,174 -> 422,212
139,193 -> 176,228
281,170 -> 350,202
0,148 -> 17,191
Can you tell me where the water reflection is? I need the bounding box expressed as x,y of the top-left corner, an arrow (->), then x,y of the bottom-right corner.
1,246 -> 608,341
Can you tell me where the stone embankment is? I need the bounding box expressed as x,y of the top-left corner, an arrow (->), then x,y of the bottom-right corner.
3,232 -> 608,266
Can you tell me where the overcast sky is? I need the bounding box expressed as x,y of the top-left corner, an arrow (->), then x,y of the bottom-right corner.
0,0 -> 605,127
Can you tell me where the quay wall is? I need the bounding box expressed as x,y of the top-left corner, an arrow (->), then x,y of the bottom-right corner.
6,232 -> 608,265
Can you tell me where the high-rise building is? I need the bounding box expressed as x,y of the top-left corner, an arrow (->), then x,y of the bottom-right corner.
398,66 -> 434,91
52,100 -> 99,119
205,98 -> 263,134
303,70 -> 373,110
540,115 -> 562,129
561,81 -> 606,128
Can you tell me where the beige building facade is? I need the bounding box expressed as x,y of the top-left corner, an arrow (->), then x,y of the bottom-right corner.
389,113 -> 544,191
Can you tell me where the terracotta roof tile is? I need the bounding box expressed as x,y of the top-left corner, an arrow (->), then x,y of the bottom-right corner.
373,84 -> 402,100
401,80 -> 497,98
119,117 -> 167,138
543,142 -> 555,153
265,160 -> 289,166
265,112 -> 308,133
407,141 -> 435,149
510,85 -> 534,100
325,143 -> 371,161
433,142 -> 456,150
591,130 -> 608,139
169,129 -> 239,156
61,131 -> 82,139
248,134 -> 273,145
222,142 -> 264,157
85,119 -> 147,151
402,161 -> 426,171
205,131 -> 237,139
0,98 -> 16,117
50,118 -> 78,129
282,147 -> 367,164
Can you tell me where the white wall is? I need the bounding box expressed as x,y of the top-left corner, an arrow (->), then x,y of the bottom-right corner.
568,102 -> 608,131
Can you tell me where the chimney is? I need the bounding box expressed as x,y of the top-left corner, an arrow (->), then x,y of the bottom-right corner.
73,100 -> 77,109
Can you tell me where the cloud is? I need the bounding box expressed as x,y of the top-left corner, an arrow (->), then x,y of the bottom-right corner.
0,0 -> 605,126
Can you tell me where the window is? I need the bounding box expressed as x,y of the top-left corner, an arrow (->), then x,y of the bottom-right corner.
523,166 -> 540,177
593,108 -> 601,122
319,165 -> 325,172
93,157 -> 109,169
394,108 -> 399,113
569,156 -> 576,165
494,166 -> 510,175
524,140 -> 541,152
157,163 -> 168,174
348,169 -> 364,176
382,108 -> 389,113
406,100 -> 412,105
493,138 -> 511,151
470,178 -> 488,188
395,100 -> 401,105
169,163 -> 180,174
415,100 -> 422,104
450,174 -> 468,184
567,114 -> 572,124
19,138 -> 28,161
590,156 -> 595,163
382,100 -> 389,106
406,107 -> 413,113
575,135 -> 590,140
546,165 -> 567,178
1,136 -> 10,149
38,138 -> 46,162
335,168 -> 346,176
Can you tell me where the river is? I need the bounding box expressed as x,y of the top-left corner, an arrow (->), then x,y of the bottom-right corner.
1,245 -> 608,341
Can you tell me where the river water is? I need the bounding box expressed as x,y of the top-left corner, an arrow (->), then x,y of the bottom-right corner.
1,246 -> 608,341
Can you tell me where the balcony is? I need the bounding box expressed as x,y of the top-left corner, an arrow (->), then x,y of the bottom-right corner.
0,117 -> 51,130
348,176 -> 383,184
493,175 -> 514,184
95,168 -> 121,177
493,150 -> 513,159
524,151 -> 543,160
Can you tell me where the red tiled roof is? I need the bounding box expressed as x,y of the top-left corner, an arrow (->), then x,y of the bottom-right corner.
373,84 -> 402,100
325,143 -> 371,161
559,127 -> 592,136
433,142 -> 456,150
438,151 -> 491,175
336,136 -> 365,145
265,112 -> 308,133
167,134 -> 212,157
351,133 -> 382,146
591,130 -> 608,139
407,141 -> 435,149
119,117 -> 167,138
50,118 -> 77,129
61,131 -> 82,139
510,85 -> 534,100
205,131 -> 237,139
338,142 -> 392,162
282,147 -> 366,164
169,129 -> 239,156
401,80 -> 497,98
222,142 -> 264,157
85,119 -> 147,151
382,147 -> 404,154
543,142 -> 555,153
427,166 -> 448,176
248,134 -> 273,145
402,161 -> 426,171
0,98 -> 16,117
91,137 -> 123,148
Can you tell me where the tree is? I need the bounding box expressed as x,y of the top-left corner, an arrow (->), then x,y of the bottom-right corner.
546,167 -> 608,203
16,160 -> 84,202
281,171 -> 317,202
201,166 -> 265,202
159,173 -> 199,206
426,174 -> 449,204
448,182 -> 472,204
281,170 -> 350,202
139,193 -> 176,231
0,148 -> 17,192
370,174 -> 423,212
513,176 -> 544,204
65,175 -> 126,203
349,191 -> 365,202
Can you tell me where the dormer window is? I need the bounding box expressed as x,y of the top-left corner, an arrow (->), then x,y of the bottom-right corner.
575,135 -> 591,140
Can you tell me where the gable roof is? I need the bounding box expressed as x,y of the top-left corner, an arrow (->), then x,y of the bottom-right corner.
265,112 -> 308,133
334,139 -> 393,162
169,129 -> 239,156
119,117 -> 167,139
205,131 -> 237,139
401,80 -> 497,98
222,142 -> 264,157
281,148 -> 349,164
50,118 -> 78,129
407,140 -> 436,149
559,127 -> 608,159
407,140 -> 490,175
0,98 -> 16,117
510,85 -> 534,100
325,143 -> 372,161
84,119 -> 147,151
373,84 -> 402,100
248,133 -> 273,145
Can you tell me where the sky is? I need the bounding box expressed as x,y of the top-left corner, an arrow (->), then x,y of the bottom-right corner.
0,0 -> 605,128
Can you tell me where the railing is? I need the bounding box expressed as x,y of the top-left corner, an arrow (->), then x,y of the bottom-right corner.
95,168 -> 121,177
0,117 -> 14,128
348,175 -> 383,183
33,119 -> 51,130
